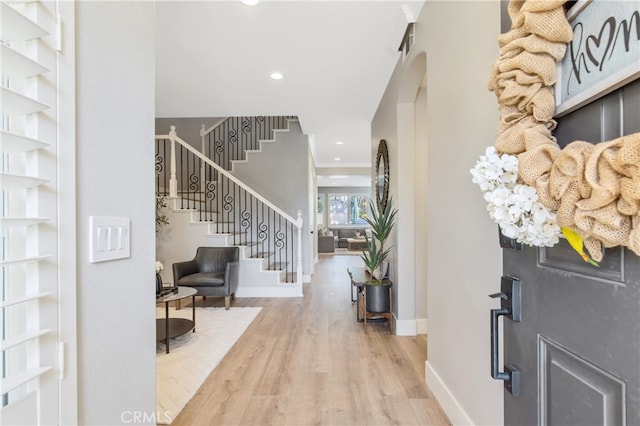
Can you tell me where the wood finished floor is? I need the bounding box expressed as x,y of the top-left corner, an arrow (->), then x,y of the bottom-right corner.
170,255 -> 451,426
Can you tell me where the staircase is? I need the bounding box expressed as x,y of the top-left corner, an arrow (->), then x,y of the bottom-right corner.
155,116 -> 303,297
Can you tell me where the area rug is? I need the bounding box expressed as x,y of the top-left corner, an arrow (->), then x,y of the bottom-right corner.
156,306 -> 262,424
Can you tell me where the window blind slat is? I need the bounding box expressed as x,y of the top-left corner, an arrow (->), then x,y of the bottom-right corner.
0,86 -> 49,115
1,329 -> 51,351
1,367 -> 52,396
0,217 -> 50,227
0,292 -> 50,308
0,43 -> 49,78
0,130 -> 49,153
0,172 -> 49,190
0,2 -> 48,42
0,254 -> 51,267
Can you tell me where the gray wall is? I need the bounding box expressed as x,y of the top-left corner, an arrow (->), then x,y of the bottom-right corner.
76,2 -> 156,424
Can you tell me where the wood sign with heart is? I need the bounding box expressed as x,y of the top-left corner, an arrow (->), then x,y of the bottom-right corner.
556,0 -> 640,116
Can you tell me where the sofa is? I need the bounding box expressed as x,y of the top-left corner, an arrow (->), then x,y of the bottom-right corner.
172,246 -> 240,309
317,227 -> 370,252
318,233 -> 335,253
331,227 -> 369,248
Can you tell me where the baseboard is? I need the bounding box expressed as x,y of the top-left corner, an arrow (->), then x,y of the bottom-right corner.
416,318 -> 428,334
394,317 -> 417,336
425,361 -> 474,426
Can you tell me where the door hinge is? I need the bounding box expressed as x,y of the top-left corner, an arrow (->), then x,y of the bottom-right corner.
58,341 -> 65,379
56,15 -> 62,53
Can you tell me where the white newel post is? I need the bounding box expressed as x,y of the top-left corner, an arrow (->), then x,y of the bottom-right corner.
169,126 -> 178,198
296,209 -> 303,293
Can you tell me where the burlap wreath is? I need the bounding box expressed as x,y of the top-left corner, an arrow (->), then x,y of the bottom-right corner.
488,0 -> 640,262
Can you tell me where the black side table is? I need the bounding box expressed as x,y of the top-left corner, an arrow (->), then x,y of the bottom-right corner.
156,286 -> 197,353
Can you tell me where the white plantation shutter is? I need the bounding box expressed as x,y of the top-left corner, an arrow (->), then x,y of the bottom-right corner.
0,1 -> 76,424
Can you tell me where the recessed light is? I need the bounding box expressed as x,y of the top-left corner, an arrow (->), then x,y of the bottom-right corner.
336,141 -> 344,145
241,0 -> 259,5
270,72 -> 284,80
334,157 -> 341,161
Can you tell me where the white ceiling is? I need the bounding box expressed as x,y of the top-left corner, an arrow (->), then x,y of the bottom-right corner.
155,0 -> 424,184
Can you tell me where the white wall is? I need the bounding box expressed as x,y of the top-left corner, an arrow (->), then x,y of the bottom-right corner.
414,86 -> 428,325
371,1 -> 504,424
423,2 -> 503,425
76,2 -> 157,424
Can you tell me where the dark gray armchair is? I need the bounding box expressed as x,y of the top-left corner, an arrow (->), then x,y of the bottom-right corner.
172,247 -> 240,309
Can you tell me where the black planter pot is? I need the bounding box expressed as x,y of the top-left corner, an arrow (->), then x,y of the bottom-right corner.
365,282 -> 391,313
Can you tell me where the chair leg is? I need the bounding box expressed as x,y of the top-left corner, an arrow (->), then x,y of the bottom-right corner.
225,296 -> 231,310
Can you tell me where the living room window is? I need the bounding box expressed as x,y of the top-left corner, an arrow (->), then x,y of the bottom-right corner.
328,194 -> 369,225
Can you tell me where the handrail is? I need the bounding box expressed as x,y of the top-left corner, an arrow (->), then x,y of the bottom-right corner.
200,118 -> 228,138
161,126 -> 302,229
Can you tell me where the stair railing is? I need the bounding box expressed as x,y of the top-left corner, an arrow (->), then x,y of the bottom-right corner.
155,126 -> 303,287
200,116 -> 295,170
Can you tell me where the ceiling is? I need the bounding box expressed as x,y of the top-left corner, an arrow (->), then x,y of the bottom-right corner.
155,0 -> 424,185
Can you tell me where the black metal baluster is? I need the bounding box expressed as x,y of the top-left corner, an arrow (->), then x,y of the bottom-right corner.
275,215 -> 283,277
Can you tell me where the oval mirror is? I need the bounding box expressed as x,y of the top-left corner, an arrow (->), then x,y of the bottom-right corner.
375,139 -> 389,212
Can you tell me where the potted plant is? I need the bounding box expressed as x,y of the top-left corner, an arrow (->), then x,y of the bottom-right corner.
361,197 -> 397,313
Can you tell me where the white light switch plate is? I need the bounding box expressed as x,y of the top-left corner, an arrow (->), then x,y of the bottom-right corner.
89,216 -> 130,263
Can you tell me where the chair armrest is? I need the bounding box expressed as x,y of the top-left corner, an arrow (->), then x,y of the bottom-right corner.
173,260 -> 199,284
225,261 -> 240,293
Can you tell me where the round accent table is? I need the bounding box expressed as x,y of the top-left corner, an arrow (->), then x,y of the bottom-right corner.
156,286 -> 197,353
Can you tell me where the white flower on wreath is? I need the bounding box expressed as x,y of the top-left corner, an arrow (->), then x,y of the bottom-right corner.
471,146 -> 561,247
155,261 -> 164,274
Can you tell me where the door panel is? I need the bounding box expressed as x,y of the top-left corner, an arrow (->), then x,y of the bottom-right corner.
501,35 -> 640,426
539,335 -> 626,426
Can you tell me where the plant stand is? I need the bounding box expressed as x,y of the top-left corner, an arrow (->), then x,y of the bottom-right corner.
362,283 -> 392,333
348,267 -> 392,333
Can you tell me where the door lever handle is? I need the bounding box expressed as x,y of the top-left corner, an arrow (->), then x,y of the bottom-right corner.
489,291 -> 508,300
488,276 -> 522,397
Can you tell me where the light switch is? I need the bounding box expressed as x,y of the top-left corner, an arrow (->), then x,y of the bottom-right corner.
89,216 -> 131,263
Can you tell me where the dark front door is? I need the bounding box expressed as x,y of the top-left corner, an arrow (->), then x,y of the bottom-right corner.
497,4 -> 640,424
500,69 -> 640,426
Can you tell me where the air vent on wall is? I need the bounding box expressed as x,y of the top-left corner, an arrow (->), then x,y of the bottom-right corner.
398,22 -> 415,56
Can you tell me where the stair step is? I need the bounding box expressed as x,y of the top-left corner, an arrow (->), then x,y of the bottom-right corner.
207,232 -> 247,239
252,251 -> 274,259
268,262 -> 289,271
282,272 -> 297,283
238,241 -> 259,247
